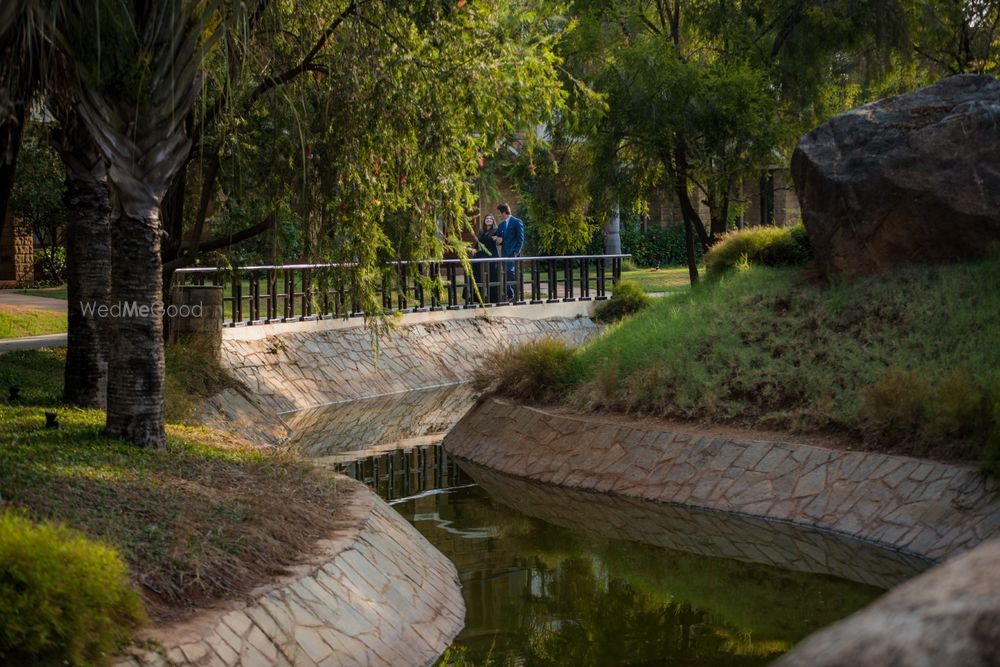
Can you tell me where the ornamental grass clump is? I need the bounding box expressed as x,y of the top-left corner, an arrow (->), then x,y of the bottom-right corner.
0,512 -> 146,666
705,224 -> 812,276
859,366 -> 995,458
472,337 -> 575,403
593,280 -> 651,323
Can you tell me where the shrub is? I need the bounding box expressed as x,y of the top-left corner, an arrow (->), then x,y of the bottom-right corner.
860,366 -> 994,458
859,368 -> 932,444
705,224 -> 812,276
593,280 -> 651,323
621,223 -> 697,267
981,375 -> 1000,478
472,337 -> 575,403
0,512 -> 146,666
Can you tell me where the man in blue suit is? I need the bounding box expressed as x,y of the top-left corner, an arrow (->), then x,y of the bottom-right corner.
494,202 -> 524,301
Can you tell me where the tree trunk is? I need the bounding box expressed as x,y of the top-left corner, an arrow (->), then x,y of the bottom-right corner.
57,130 -> 111,408
104,208 -> 166,448
669,142 -> 711,251
604,204 -> 622,266
684,213 -> 699,285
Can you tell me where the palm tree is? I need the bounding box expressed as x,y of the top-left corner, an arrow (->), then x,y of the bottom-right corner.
58,1 -> 222,447
49,55 -> 112,409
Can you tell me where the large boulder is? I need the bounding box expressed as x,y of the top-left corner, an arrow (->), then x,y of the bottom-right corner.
792,74 -> 1000,279
774,538 -> 1000,667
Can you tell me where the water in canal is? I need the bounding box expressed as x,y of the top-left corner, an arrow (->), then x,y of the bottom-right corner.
286,385 -> 932,666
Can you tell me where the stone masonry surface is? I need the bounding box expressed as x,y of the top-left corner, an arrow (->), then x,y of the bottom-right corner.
114,479 -> 465,667
461,460 -> 930,590
219,316 -> 598,414
443,398 -> 1000,562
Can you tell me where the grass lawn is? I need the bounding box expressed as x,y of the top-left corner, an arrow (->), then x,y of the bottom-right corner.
17,285 -> 69,300
0,348 -> 343,623
620,266 -> 693,292
0,305 -> 67,338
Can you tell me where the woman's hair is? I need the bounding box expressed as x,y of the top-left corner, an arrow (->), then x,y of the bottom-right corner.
482,214 -> 496,229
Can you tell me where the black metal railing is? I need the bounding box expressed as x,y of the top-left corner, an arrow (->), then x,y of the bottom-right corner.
173,254 -> 629,327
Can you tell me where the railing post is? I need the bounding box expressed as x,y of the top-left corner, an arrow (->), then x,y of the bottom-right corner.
266,270 -> 277,321
446,263 -> 459,309
562,258 -> 574,302
579,258 -> 591,301
414,262 -> 427,312
233,272 -> 244,326
596,257 -> 608,300
463,264 -> 477,309
547,259 -> 558,303
514,259 -> 525,304
250,270 -> 260,323
302,268 -> 312,319
350,268 -> 362,317
613,255 -> 622,283
429,262 -> 441,311
530,258 -> 542,304
283,269 -> 293,321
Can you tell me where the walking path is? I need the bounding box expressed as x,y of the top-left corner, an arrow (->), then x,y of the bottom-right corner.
0,290 -> 68,313
0,333 -> 67,353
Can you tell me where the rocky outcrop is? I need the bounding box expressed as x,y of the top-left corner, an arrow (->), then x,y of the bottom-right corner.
792,74 -> 1000,279
774,537 -> 1000,667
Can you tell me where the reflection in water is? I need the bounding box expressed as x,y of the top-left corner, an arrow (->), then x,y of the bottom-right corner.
293,390 -> 926,666
285,384 -> 475,463
387,471 -> 890,667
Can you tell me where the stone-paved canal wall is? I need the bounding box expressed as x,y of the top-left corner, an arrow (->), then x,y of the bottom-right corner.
461,460 -> 930,590
444,398 -> 1000,562
218,316 -> 598,415
115,480 -> 464,667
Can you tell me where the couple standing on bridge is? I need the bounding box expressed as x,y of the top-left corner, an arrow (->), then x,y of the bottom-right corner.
475,203 -> 525,303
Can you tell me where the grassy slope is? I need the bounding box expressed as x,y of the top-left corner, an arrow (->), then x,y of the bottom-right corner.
565,258 -> 1000,458
0,305 -> 67,338
0,349 -> 341,622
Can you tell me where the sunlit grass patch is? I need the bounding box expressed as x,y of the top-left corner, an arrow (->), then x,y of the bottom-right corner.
0,305 -> 67,338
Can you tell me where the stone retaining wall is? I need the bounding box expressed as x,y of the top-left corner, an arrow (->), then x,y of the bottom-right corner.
443,398 -> 1000,562
220,316 -> 598,414
116,479 -> 464,667
461,460 -> 930,590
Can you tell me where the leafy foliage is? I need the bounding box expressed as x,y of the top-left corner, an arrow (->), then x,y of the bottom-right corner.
10,127 -> 66,283
187,0 -> 568,317
705,224 -> 812,276
593,280 -> 651,323
621,221 -> 697,268
0,511 -> 146,666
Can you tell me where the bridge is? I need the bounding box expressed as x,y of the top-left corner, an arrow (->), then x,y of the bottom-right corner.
173,254 -> 629,328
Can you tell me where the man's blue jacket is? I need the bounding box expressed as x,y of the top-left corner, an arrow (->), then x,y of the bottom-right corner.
498,215 -> 525,258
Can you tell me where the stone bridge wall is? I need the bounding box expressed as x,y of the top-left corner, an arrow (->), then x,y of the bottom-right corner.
218,315 -> 598,415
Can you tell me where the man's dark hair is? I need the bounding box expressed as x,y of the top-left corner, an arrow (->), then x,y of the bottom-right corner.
497,203 -> 511,215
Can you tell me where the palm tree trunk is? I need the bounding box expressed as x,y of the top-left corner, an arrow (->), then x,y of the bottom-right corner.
104,208 -> 166,447
61,146 -> 111,408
